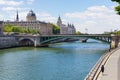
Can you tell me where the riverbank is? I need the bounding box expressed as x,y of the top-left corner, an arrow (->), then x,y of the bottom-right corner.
85,47 -> 120,80
97,47 -> 120,80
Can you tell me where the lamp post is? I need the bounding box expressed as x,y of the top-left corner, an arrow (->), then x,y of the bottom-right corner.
85,28 -> 88,34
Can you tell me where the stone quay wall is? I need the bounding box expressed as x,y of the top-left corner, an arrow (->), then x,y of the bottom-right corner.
0,36 -> 18,49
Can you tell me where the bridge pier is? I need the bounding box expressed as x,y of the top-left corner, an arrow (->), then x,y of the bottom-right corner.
34,37 -> 41,47
81,39 -> 88,43
110,35 -> 119,49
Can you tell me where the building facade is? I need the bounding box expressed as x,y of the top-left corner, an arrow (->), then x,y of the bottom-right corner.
3,10 -> 53,35
67,24 -> 76,34
0,21 -> 3,35
57,16 -> 76,34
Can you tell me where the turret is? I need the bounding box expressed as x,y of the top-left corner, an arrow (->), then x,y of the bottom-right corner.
16,10 -> 19,21
57,16 -> 62,27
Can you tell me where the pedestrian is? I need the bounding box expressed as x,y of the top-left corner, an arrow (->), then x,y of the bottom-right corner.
101,65 -> 104,73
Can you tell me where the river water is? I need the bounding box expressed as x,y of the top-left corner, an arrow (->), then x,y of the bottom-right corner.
0,39 -> 109,80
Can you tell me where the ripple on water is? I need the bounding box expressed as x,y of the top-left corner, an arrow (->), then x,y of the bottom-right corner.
0,39 -> 109,80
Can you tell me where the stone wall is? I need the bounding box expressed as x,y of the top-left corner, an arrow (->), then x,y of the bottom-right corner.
0,37 -> 18,49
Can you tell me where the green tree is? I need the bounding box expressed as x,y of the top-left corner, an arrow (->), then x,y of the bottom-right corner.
111,0 -> 120,15
52,24 -> 60,34
12,26 -> 21,32
117,30 -> 120,34
112,0 -> 120,3
3,24 -> 13,32
3,24 -> 40,34
76,31 -> 81,35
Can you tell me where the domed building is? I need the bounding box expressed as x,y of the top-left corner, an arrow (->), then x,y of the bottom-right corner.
3,10 -> 53,35
26,10 -> 36,21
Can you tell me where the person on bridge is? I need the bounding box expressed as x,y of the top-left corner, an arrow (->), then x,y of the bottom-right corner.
101,65 -> 104,73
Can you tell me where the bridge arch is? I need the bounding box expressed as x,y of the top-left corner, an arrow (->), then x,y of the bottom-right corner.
18,38 -> 35,46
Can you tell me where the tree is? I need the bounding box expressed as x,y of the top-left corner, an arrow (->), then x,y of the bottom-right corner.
111,0 -> 120,15
76,31 -> 81,35
52,24 -> 60,34
3,24 -> 13,32
12,26 -> 21,32
3,24 -> 40,34
117,30 -> 120,34
112,0 -> 120,3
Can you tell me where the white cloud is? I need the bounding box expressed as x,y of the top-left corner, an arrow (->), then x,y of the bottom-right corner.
38,12 -> 51,17
27,0 -> 35,4
37,12 -> 56,22
2,7 -> 29,12
65,5 -> 120,34
2,7 -> 19,11
0,0 -> 23,6
0,14 -> 3,20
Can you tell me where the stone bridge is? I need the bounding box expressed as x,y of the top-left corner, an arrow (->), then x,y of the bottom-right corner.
14,34 -> 120,49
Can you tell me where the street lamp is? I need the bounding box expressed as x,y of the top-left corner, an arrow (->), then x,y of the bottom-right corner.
85,28 -> 88,34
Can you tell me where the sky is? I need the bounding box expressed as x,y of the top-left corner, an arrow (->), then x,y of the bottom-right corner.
0,0 -> 120,34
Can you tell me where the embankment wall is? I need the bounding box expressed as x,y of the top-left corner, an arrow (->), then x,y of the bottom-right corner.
0,37 -> 18,49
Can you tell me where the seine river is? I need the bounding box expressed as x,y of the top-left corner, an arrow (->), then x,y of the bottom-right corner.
0,39 -> 109,80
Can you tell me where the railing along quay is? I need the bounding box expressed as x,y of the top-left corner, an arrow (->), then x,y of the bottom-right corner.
84,47 -> 120,80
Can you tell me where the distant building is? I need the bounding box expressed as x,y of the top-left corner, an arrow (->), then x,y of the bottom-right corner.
57,16 -> 76,34
68,24 -> 76,34
26,10 -> 36,21
0,21 -> 3,35
3,10 -> 53,35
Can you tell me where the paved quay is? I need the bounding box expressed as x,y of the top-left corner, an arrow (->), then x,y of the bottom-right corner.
97,47 -> 120,80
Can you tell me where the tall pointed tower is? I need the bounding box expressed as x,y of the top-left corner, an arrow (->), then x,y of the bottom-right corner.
57,16 -> 62,27
16,10 -> 19,21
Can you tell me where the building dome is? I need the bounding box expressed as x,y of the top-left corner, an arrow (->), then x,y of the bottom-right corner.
26,10 -> 36,21
27,10 -> 36,17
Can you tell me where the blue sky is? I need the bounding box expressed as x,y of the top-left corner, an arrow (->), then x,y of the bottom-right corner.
0,0 -> 119,33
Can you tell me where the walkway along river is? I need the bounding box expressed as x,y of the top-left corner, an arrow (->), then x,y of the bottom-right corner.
0,39 -> 109,80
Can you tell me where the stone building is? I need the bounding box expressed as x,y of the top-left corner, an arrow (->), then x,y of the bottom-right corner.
26,10 -> 36,21
68,24 -> 76,34
57,16 -> 76,34
3,10 -> 53,35
0,21 -> 3,35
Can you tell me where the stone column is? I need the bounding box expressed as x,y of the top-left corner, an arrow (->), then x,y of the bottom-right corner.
34,36 -> 41,47
110,34 -> 119,49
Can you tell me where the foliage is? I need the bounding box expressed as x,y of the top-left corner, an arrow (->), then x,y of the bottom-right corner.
3,24 -> 13,32
114,5 -> 120,15
117,30 -> 120,34
111,0 -> 120,3
76,31 -> 81,35
111,0 -> 120,15
103,30 -> 120,35
3,24 -> 40,34
52,24 -> 60,34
